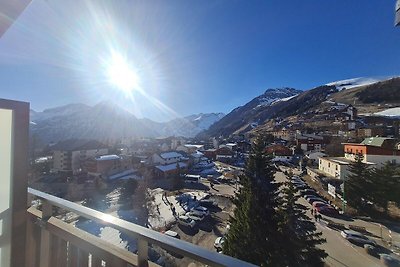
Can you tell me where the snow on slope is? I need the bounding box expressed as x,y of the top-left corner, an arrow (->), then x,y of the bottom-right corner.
374,107 -> 400,118
326,76 -> 398,91
271,94 -> 298,105
254,88 -> 301,108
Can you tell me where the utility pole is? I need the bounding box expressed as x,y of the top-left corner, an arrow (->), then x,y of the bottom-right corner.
396,0 -> 400,26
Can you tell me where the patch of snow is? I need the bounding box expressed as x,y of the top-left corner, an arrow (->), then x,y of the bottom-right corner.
326,76 -> 398,91
271,94 -> 298,105
374,107 -> 400,118
148,188 -> 208,230
256,97 -> 279,108
250,122 -> 258,128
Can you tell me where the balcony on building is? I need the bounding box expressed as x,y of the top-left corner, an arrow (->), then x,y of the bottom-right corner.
1,99 -> 256,267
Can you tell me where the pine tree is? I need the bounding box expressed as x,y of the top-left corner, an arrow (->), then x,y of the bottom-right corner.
223,136 -> 283,266
171,163 -> 183,190
345,153 -> 371,211
279,182 -> 327,266
370,162 -> 399,213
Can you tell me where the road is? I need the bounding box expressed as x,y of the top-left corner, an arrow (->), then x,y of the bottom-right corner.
275,171 -> 383,267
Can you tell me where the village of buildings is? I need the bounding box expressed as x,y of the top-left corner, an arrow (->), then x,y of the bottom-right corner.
29,102 -> 400,265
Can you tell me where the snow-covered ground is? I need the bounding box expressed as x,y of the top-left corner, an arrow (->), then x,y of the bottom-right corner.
326,76 -> 397,91
374,107 -> 400,118
148,188 -> 208,230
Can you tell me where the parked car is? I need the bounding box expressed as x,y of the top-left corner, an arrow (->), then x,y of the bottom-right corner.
300,189 -> 316,196
303,194 -> 315,199
341,230 -> 377,246
317,205 -> 338,216
178,215 -> 196,228
192,205 -> 210,216
308,198 -> 327,204
312,201 -> 328,208
164,230 -> 180,239
199,199 -> 218,208
294,183 -> 308,189
186,211 -> 206,222
214,237 -> 225,251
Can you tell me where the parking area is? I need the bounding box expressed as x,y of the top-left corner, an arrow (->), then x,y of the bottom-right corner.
275,170 -> 399,267
155,195 -> 233,266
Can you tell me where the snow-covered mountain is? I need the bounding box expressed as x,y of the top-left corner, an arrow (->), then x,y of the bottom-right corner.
198,87 -> 302,138
200,76 -> 400,138
326,76 -> 398,91
158,113 -> 225,138
29,102 -> 225,143
253,88 -> 301,108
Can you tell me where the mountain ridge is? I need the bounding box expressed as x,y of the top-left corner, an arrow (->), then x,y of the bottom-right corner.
30,102 -> 225,144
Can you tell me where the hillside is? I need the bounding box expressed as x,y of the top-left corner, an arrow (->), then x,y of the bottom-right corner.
199,76 -> 400,138
197,88 -> 301,137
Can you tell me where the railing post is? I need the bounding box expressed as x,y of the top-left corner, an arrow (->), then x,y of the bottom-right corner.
137,238 -> 148,267
26,214 -> 40,267
39,200 -> 53,267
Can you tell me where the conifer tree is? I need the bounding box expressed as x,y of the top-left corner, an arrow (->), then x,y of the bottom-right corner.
370,162 -> 398,213
223,136 -> 283,266
279,182 -> 327,266
345,153 -> 371,211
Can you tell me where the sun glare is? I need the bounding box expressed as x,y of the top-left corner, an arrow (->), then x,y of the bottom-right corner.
106,52 -> 139,93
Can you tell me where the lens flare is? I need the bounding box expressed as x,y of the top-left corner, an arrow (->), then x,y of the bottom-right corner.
106,52 -> 139,94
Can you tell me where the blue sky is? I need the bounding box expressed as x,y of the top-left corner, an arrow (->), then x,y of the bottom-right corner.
0,0 -> 399,122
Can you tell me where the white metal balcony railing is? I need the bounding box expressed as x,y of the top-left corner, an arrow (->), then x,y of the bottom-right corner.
27,187 -> 256,267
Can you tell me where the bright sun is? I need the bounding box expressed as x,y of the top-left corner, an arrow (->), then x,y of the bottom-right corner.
106,52 -> 139,93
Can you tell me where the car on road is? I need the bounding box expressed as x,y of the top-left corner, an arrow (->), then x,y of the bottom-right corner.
186,211 -> 206,222
214,237 -> 225,251
178,215 -> 196,228
341,230 -> 377,246
192,205 -> 210,216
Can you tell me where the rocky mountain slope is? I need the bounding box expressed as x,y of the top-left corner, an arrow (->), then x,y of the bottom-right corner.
30,102 -> 225,143
199,76 -> 400,138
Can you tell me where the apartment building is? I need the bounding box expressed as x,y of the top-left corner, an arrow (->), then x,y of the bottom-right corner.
51,139 -> 108,173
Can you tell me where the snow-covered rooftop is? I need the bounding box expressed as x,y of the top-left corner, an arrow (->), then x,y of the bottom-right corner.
155,162 -> 187,172
159,151 -> 183,159
184,144 -> 204,149
96,154 -> 120,161
191,151 -> 204,158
